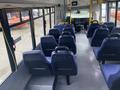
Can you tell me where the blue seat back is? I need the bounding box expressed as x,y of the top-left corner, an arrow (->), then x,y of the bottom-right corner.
49,28 -> 60,43
91,28 -> 109,46
97,37 -> 120,61
51,46 -> 77,75
111,27 -> 120,34
104,22 -> 115,32
40,35 -> 57,56
63,27 -> 76,39
54,24 -> 65,32
59,35 -> 76,54
23,50 -> 52,75
109,71 -> 120,90
87,23 -> 100,38
64,24 -> 75,31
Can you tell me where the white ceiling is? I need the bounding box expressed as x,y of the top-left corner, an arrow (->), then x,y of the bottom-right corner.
0,0 -> 109,9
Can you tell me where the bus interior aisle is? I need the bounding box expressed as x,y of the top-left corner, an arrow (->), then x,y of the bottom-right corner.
0,0 -> 120,90
55,33 -> 109,90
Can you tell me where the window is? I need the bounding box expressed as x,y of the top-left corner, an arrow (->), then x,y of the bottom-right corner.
34,18 -> 44,45
0,29 -> 11,84
21,10 -> 29,21
38,9 -> 42,16
117,2 -> 120,27
47,9 -> 49,14
32,9 -> 39,18
45,9 -> 47,15
102,3 -> 107,22
7,11 -> 20,25
10,22 -> 32,64
109,2 -> 116,23
45,13 -> 50,34
51,11 -> 54,27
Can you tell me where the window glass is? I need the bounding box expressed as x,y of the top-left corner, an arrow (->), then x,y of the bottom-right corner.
109,2 -> 116,23
7,11 -> 20,25
47,9 -> 49,14
39,9 -> 42,16
10,22 -> 32,64
0,28 -> 11,84
117,2 -> 120,27
21,10 -> 29,21
32,9 -> 39,18
102,3 -> 107,22
45,9 -> 47,15
34,18 -> 44,45
51,12 -> 54,27
45,14 -> 50,34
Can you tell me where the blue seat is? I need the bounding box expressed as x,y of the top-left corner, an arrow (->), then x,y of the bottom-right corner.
63,27 -> 76,39
49,28 -> 61,43
104,22 -> 115,32
64,24 -> 75,31
62,30 -> 76,41
91,28 -> 109,47
54,24 -> 65,33
109,71 -> 120,90
51,46 -> 77,85
97,37 -> 120,64
23,50 -> 52,75
101,64 -> 120,90
40,36 -> 57,56
59,35 -> 76,54
87,23 -> 100,38
111,27 -> 120,34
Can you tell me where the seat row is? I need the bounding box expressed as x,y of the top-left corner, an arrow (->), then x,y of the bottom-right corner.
87,20 -> 120,64
87,21 -> 120,90
23,24 -> 78,86
41,24 -> 77,57
87,20 -> 115,38
23,46 -> 78,85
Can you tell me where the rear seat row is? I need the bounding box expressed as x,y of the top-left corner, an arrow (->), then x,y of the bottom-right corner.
23,24 -> 78,85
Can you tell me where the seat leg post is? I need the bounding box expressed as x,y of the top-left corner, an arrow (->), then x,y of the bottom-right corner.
53,75 -> 58,90
102,60 -> 105,64
66,75 -> 70,85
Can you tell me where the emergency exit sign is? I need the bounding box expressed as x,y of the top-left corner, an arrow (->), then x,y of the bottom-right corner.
72,1 -> 78,6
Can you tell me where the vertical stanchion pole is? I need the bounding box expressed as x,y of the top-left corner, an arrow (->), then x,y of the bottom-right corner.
54,7 -> 55,25
42,8 -> 46,35
49,7 -> 52,28
115,1 -> 118,27
99,0 -> 102,23
107,1 -> 110,22
29,8 -> 36,49
69,0 -> 72,24
89,0 -> 92,24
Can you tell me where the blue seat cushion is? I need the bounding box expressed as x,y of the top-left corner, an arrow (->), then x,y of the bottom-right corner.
93,47 -> 100,58
101,64 -> 120,88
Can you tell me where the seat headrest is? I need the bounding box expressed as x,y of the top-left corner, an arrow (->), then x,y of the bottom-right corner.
59,35 -> 74,40
111,28 -> 120,33
62,31 -> 72,36
103,22 -> 115,30
23,50 -> 46,61
41,35 -> 57,44
96,28 -> 109,33
55,46 -> 69,53
49,28 -> 60,34
91,20 -> 99,24
109,33 -> 120,38
104,22 -> 115,25
64,24 -> 73,28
